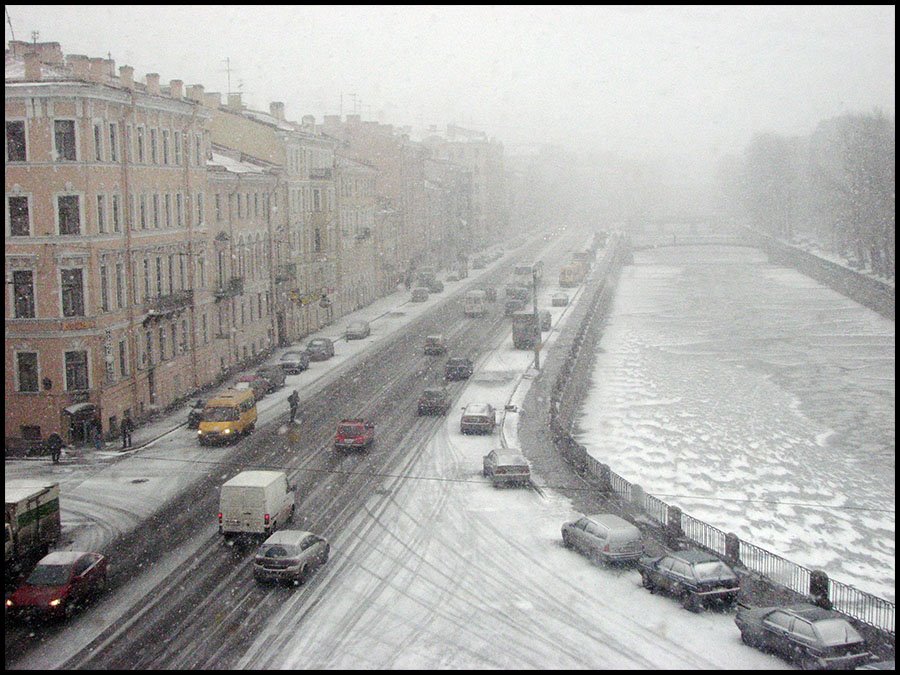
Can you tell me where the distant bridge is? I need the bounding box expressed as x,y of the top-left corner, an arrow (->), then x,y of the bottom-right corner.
630,230 -> 761,251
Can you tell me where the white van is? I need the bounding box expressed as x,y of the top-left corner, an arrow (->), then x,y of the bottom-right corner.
218,471 -> 295,542
464,290 -> 487,317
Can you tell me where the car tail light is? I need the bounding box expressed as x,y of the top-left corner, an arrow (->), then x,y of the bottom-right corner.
218,512 -> 223,524
264,513 -> 270,525
603,544 -> 610,552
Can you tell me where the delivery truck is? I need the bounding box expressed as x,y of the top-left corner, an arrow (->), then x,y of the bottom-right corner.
5,480 -> 62,582
218,471 -> 295,543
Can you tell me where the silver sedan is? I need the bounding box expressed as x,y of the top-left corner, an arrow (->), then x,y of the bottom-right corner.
252,530 -> 330,585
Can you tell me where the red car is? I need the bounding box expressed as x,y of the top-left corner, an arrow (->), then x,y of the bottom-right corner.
334,418 -> 375,451
6,551 -> 108,620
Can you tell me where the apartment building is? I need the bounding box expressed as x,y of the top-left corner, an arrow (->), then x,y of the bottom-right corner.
334,154 -> 378,316
6,42 -> 212,444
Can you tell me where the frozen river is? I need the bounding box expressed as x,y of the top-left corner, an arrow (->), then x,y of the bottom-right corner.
575,245 -> 895,602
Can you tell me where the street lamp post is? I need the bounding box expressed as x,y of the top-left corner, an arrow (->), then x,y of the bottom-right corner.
532,266 -> 540,370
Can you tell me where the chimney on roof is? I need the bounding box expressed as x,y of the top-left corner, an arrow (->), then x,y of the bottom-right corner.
119,65 -> 134,90
323,114 -> 341,130
89,57 -> 107,83
24,51 -> 42,81
270,102 -> 285,121
186,84 -> 204,102
169,79 -> 184,99
146,73 -> 161,95
203,92 -> 222,108
226,92 -> 243,111
301,114 -> 316,131
67,54 -> 90,80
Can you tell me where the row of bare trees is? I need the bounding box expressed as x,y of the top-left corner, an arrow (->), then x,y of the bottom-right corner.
718,111 -> 894,279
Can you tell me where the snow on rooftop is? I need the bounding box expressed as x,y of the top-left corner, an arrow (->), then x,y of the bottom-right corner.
208,152 -> 266,174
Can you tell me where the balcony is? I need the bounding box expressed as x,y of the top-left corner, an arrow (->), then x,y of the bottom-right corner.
355,227 -> 372,241
142,289 -> 194,325
214,276 -> 244,300
275,263 -> 297,283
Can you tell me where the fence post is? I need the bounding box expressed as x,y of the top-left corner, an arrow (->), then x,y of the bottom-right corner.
596,462 -> 613,495
809,570 -> 833,610
665,505 -> 684,548
724,532 -> 741,566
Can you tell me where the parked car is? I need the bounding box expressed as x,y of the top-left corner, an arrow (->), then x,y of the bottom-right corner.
334,418 -> 375,451
460,402 -> 496,435
638,549 -> 740,611
256,365 -> 286,390
252,530 -> 330,586
472,256 -> 487,269
187,398 -> 206,429
446,272 -> 459,282
279,350 -> 310,374
551,292 -> 569,307
424,334 -> 447,356
427,279 -> 444,293
6,551 -> 108,620
444,356 -> 474,381
734,603 -> 873,670
417,386 -> 451,416
234,374 -> 271,401
481,286 -> 498,302
411,287 -> 430,302
345,320 -> 371,340
561,513 -> 643,564
539,310 -> 552,331
306,337 -> 335,361
482,448 -> 530,486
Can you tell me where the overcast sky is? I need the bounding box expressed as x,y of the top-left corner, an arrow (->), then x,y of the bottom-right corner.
5,5 -> 895,171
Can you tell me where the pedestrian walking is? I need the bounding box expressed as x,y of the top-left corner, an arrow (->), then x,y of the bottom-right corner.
46,432 -> 64,464
121,414 -> 134,449
288,389 -> 299,424
92,419 -> 103,450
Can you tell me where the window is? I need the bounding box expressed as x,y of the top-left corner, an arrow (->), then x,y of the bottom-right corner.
195,134 -> 202,165
180,319 -> 188,353
143,258 -> 150,299
159,326 -> 167,360
54,120 -> 77,161
58,195 -> 81,235
153,194 -> 160,228
174,131 -> 182,165
6,120 -> 27,161
150,128 -> 158,163
93,122 -> 104,161
109,123 -> 118,162
202,312 -> 208,343
171,324 -> 177,358
119,339 -> 129,377
13,270 -> 35,318
144,331 -> 153,366
140,194 -> 148,229
64,350 -> 89,390
168,254 -> 175,293
16,352 -> 39,392
162,130 -> 170,165
215,194 -> 222,222
156,256 -> 163,296
176,193 -> 183,227
115,262 -> 125,308
164,193 -> 172,228
197,256 -> 206,289
100,264 -> 110,312
196,192 -> 204,225
313,188 -> 321,211
112,194 -> 121,232
314,228 -> 322,252
61,268 -> 85,317
179,254 -> 186,291
8,195 -> 30,236
137,126 -> 145,162
97,194 -> 107,233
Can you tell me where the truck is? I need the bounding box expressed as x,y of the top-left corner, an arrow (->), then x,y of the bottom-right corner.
511,311 -> 541,349
559,261 -> 586,287
5,480 -> 62,581
514,261 -> 544,289
218,471 -> 295,542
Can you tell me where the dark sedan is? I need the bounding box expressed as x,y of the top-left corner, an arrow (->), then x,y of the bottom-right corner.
638,549 -> 740,611
734,603 -> 873,670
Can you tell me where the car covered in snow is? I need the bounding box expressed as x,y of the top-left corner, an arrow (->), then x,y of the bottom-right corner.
6,551 -> 108,620
734,603 -> 873,670
252,530 -> 330,586
444,356 -> 474,381
482,449 -> 530,487
551,292 -> 569,307
306,337 -> 335,361
234,374 -> 271,400
411,287 -> 430,302
561,513 -> 643,564
460,402 -> 496,435
638,549 -> 740,611
256,365 -> 287,390
345,320 -> 371,340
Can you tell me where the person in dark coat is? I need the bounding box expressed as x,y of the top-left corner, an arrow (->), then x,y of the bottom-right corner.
121,414 -> 134,449
46,432 -> 64,464
92,419 -> 103,450
288,389 -> 299,423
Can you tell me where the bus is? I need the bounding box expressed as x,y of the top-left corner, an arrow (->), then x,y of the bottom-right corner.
559,262 -> 586,287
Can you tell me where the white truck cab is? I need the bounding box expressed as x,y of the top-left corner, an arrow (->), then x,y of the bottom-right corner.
218,471 -> 295,542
